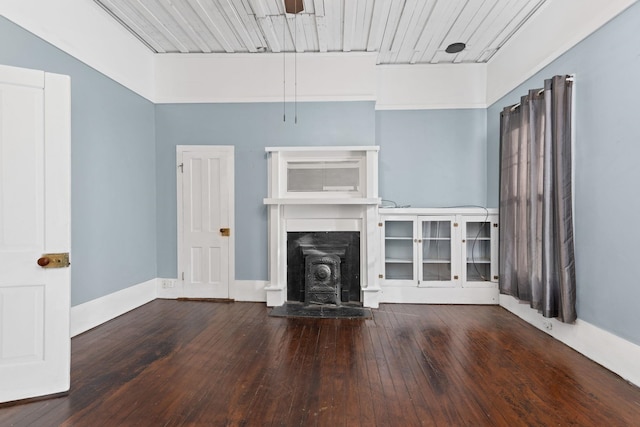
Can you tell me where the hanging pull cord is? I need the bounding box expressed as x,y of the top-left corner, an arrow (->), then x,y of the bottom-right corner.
294,0 -> 298,124
283,13 -> 286,122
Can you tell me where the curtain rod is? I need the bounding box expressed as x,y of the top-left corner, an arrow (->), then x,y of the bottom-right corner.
508,74 -> 575,111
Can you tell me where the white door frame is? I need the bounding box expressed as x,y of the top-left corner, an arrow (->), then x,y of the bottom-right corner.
0,64 -> 71,403
176,145 -> 235,299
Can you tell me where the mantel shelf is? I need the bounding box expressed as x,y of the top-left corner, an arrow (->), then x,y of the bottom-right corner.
264,198 -> 381,205
265,146 -> 380,152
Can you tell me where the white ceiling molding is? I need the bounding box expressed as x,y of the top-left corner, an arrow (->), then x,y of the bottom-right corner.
93,0 -> 546,66
375,64 -> 487,110
0,0 -> 155,101
486,0 -> 639,106
153,52 -> 488,109
153,52 -> 378,104
2,0 -> 638,108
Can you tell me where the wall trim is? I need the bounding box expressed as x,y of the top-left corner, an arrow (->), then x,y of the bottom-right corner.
154,52 -> 377,104
486,0 -> 638,105
374,103 -> 487,111
231,280 -> 267,302
70,279 -> 157,337
1,0 -> 155,101
380,287 -> 499,305
375,63 -> 487,111
499,294 -> 640,388
155,278 -> 267,302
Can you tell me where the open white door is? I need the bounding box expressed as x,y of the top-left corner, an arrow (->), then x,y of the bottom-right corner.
0,65 -> 71,403
177,146 -> 234,299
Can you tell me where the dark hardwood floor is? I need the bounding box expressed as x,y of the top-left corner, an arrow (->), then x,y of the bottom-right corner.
1,301 -> 639,426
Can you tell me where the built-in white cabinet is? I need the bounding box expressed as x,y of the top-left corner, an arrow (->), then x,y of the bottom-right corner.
379,209 -> 498,291
461,215 -> 499,286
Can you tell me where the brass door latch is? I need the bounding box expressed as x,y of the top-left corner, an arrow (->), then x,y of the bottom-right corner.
37,253 -> 70,268
220,228 -> 230,236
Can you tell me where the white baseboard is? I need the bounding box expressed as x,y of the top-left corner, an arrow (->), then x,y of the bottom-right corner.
70,278 -> 157,337
155,277 -> 183,299
231,280 -> 267,302
265,284 -> 286,307
380,286 -> 499,304
362,287 -> 381,308
499,294 -> 640,387
155,278 -> 268,302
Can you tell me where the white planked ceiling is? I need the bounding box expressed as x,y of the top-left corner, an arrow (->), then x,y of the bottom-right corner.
94,0 -> 547,64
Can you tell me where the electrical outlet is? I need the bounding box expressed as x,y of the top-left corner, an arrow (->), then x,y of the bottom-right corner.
542,320 -> 553,331
162,279 -> 175,289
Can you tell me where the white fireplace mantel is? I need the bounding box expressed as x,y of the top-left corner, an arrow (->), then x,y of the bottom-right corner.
263,146 -> 381,308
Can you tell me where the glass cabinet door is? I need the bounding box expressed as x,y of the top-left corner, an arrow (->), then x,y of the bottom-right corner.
465,220 -> 492,282
384,220 -> 415,282
419,218 -> 453,285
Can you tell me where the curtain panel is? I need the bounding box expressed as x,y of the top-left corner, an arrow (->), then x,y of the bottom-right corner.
499,75 -> 577,323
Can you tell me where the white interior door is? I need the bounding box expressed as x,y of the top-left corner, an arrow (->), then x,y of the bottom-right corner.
178,146 -> 234,299
0,65 -> 71,403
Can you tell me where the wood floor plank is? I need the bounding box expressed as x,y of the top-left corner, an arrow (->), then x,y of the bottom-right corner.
367,313 -> 416,425
280,320 -> 322,426
266,321 -> 308,426
312,321 -> 338,427
2,301 -> 640,426
335,321 -> 363,427
350,322 -> 376,426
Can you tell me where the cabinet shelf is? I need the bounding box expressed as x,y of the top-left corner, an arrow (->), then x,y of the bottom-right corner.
385,237 -> 413,240
423,259 -> 451,264
466,258 -> 491,263
386,275 -> 413,280
385,259 -> 413,264
422,237 -> 451,241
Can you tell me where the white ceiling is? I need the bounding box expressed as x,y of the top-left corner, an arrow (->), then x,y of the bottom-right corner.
94,0 -> 547,64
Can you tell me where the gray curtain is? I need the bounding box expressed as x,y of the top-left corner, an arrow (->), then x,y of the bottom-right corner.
499,75 -> 577,323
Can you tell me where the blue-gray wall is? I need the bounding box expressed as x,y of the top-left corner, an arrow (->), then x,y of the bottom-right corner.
377,109 -> 487,208
0,17 -> 157,306
155,102 -> 376,280
486,2 -> 640,344
155,104 -> 487,281
5,2 -> 639,348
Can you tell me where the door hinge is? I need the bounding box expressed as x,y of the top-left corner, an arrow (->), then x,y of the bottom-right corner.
178,163 -> 184,173
378,222 -> 383,227
181,272 -> 185,280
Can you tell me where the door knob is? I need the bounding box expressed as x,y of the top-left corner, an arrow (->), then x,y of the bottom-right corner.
36,253 -> 70,268
220,228 -> 230,236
